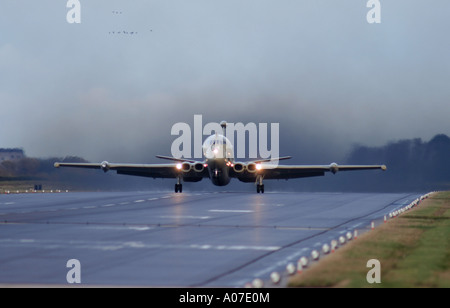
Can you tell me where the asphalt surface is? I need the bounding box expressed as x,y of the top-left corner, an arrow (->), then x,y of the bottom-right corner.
0,190 -> 423,287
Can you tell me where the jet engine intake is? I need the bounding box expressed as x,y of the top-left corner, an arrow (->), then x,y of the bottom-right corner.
181,162 -> 192,172
233,163 -> 245,173
193,163 -> 204,172
247,163 -> 257,173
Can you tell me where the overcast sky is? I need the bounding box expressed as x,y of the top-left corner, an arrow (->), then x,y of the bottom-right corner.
1,1 -> 449,163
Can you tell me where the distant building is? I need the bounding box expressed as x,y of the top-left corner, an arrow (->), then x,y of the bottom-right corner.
0,148 -> 25,162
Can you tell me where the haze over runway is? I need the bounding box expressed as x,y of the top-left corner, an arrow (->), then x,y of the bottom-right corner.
0,191 -> 423,286
1,1 -> 450,165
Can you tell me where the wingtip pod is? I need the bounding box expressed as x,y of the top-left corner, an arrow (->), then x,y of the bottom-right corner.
381,165 -> 387,171
330,162 -> 339,174
101,161 -> 110,172
54,162 -> 60,168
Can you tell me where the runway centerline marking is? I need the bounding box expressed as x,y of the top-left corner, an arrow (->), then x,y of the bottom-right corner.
159,215 -> 211,220
209,210 -> 254,213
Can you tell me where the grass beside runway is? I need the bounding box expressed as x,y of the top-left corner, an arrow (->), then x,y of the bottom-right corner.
288,191 -> 450,288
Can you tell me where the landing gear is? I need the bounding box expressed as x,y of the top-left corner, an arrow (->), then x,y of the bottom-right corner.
256,184 -> 264,194
175,176 -> 182,193
256,175 -> 264,194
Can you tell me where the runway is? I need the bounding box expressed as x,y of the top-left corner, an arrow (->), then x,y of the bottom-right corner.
0,191 -> 423,287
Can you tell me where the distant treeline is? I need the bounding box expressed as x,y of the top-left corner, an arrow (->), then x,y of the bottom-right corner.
338,134 -> 450,192
0,156 -> 149,191
0,156 -> 87,178
0,156 -> 90,189
1,134 -> 450,192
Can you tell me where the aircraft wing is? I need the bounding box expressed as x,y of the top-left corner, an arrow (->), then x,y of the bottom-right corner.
54,161 -> 208,180
232,163 -> 387,182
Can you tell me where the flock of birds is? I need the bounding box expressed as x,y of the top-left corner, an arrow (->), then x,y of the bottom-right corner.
108,31 -> 139,35
108,10 -> 152,36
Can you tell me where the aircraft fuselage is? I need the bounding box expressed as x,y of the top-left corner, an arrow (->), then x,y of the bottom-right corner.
202,134 -> 234,186
206,158 -> 231,186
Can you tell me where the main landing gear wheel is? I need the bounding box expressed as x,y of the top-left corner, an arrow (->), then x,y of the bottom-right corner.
175,183 -> 183,193
256,184 -> 264,194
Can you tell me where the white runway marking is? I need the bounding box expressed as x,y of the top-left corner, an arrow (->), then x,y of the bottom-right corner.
209,210 -> 254,213
85,226 -> 153,231
159,215 -> 211,220
0,239 -> 280,252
